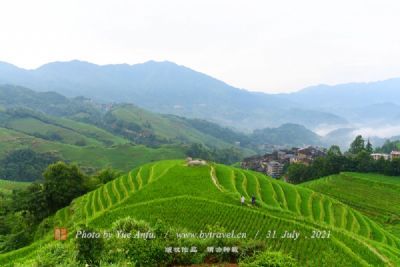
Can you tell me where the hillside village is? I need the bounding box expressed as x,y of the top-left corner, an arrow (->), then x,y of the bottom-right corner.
242,146 -> 400,178
241,146 -> 326,178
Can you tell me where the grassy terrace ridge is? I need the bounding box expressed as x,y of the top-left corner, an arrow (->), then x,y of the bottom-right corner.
302,172 -> 400,238
110,105 -> 235,149
0,111 -> 129,147
0,126 -> 186,172
0,179 -> 30,195
2,161 -> 400,266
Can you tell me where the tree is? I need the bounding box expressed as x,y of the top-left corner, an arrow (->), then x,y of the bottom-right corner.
310,157 -> 328,178
287,164 -> 310,183
75,226 -> 104,266
0,149 -> 59,181
43,162 -> 87,213
327,145 -> 342,156
366,139 -> 373,154
187,143 -> 243,165
355,151 -> 373,172
375,140 -> 399,153
374,157 -> 388,173
11,183 -> 49,223
186,143 -> 212,160
384,158 -> 400,176
213,147 -> 242,165
349,135 -> 365,154
96,168 -> 122,184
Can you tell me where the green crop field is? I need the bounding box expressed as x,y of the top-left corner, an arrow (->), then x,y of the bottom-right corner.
1,161 -> 399,266
302,172 -> 400,238
0,109 -> 129,147
111,105 -> 253,153
0,126 -> 186,172
0,104 -> 252,175
49,116 -> 129,146
0,179 -> 30,196
6,117 -> 103,146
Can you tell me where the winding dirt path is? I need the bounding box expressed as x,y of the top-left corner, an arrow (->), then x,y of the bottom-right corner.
210,165 -> 224,192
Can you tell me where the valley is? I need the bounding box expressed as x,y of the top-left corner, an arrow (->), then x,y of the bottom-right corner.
0,61 -> 400,266
2,1 -> 400,265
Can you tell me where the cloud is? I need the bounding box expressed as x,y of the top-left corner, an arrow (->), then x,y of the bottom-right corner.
352,125 -> 400,139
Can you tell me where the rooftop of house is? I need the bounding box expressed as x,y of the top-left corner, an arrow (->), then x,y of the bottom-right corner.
268,161 -> 283,166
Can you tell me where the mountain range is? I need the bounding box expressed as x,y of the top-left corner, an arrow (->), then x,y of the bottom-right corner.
0,84 -> 322,144
0,60 -> 346,131
1,60 -> 400,146
0,84 -> 326,176
281,80 -> 400,127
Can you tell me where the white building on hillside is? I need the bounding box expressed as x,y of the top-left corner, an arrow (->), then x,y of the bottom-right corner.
391,151 -> 400,160
371,153 -> 390,161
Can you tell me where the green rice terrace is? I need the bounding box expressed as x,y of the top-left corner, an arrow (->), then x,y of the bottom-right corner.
0,179 -> 30,196
302,172 -> 400,238
1,160 -> 400,266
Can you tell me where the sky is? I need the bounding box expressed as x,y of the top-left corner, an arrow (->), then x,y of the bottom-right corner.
0,0 -> 400,93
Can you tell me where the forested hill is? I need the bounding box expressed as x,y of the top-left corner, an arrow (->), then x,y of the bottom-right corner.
252,123 -> 321,146
0,84 -> 249,149
0,85 -> 252,179
0,84 -> 323,152
0,84 -> 98,117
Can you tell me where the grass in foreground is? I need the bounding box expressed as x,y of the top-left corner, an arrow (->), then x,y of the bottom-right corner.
0,179 -> 31,195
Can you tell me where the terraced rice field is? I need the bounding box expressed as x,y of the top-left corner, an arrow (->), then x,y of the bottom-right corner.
0,179 -> 30,195
3,161 -> 400,266
302,172 -> 400,237
72,162 -> 400,264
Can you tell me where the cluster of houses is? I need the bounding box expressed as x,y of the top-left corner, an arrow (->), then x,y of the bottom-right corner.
371,151 -> 400,161
241,146 -> 326,178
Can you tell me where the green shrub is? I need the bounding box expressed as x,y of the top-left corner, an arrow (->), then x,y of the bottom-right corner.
74,139 -> 87,147
34,242 -> 76,267
111,216 -> 150,233
75,226 -> 104,266
240,251 -> 298,267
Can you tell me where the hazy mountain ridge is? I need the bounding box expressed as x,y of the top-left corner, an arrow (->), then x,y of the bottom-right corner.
0,60 -> 346,131
0,85 -> 325,153
280,79 -> 400,125
2,59 -> 400,145
0,85 -> 245,150
0,84 -> 99,117
252,123 -> 321,147
282,78 -> 400,107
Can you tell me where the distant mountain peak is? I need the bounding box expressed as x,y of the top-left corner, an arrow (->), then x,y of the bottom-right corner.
0,61 -> 21,71
141,60 -> 178,66
37,60 -> 99,71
